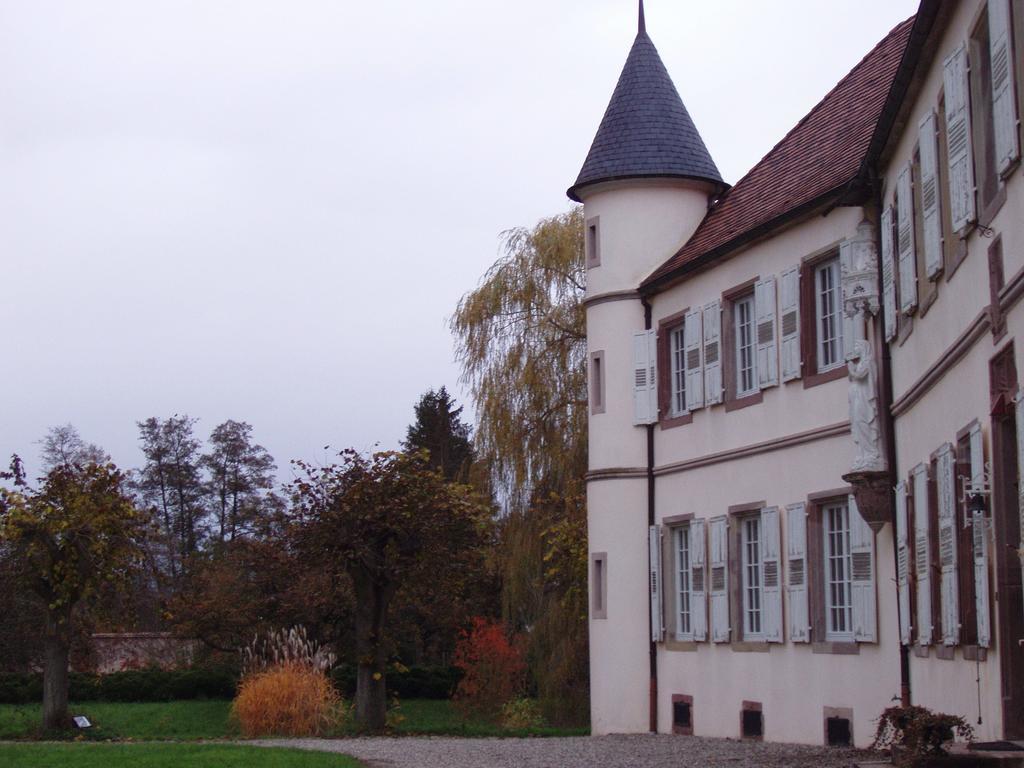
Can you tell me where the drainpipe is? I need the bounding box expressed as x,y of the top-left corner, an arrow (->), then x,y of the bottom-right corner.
869,178 -> 911,707
643,296 -> 658,733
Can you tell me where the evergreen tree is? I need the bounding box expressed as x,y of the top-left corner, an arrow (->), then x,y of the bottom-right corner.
402,387 -> 474,482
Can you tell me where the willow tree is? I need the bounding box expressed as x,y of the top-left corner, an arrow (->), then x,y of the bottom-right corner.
451,208 -> 590,723
450,207 -> 587,498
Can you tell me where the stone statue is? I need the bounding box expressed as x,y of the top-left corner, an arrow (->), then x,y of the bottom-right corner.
848,339 -> 884,472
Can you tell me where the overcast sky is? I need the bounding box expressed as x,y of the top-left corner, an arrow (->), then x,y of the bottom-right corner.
0,0 -> 919,480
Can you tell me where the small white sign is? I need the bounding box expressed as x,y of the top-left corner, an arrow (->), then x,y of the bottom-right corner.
73,716 -> 91,728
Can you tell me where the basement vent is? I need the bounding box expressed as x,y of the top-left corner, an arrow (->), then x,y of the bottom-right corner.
741,707 -> 763,740
673,701 -> 691,729
826,717 -> 851,747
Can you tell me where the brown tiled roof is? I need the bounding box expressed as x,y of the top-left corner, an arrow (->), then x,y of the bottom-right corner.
642,15 -> 916,291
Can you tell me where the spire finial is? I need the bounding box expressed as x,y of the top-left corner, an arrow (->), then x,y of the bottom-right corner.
638,0 -> 646,35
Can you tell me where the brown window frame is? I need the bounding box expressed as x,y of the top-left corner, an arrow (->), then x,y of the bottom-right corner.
657,309 -> 692,428
800,250 -> 847,389
727,501 -> 767,645
806,488 -> 860,653
722,278 -> 763,411
969,5 -> 1008,227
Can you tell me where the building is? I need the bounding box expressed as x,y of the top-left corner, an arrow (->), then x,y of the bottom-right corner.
575,0 -> 1023,747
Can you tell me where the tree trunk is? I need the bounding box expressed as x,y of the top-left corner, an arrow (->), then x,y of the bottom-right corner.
352,570 -> 393,732
42,606 -> 72,732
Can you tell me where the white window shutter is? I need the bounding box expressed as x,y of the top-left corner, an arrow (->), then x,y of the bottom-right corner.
649,525 -> 664,642
913,463 -> 933,645
936,443 -> 960,646
709,516 -> 730,643
684,309 -> 704,411
760,506 -> 783,642
632,330 -> 656,425
755,277 -> 779,388
703,301 -> 723,406
779,267 -> 801,381
990,0 -> 1020,175
943,44 -> 977,232
881,206 -> 898,342
895,481 -> 913,646
918,110 -> 944,279
971,422 -> 991,648
690,518 -> 708,642
786,503 -> 809,642
647,328 -> 658,421
896,164 -> 918,314
839,241 -> 857,361
849,495 -> 877,643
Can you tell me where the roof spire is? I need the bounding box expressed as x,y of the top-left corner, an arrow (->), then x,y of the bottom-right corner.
638,0 -> 646,35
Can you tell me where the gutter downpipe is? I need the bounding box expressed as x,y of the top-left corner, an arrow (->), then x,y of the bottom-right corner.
870,175 -> 911,708
643,296 -> 658,733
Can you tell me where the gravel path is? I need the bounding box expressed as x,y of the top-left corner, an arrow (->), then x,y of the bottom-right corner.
251,734 -> 882,768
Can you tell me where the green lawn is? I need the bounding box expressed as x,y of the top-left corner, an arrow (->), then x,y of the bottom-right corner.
0,700 -> 233,740
0,699 -> 588,741
386,699 -> 588,737
0,744 -> 361,767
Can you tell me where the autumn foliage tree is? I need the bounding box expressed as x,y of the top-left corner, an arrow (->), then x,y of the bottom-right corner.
452,617 -> 525,721
289,449 -> 490,732
0,457 -> 148,731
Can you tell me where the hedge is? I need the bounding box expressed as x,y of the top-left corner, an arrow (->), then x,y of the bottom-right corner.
0,669 -> 236,704
330,665 -> 462,700
0,665 -> 461,704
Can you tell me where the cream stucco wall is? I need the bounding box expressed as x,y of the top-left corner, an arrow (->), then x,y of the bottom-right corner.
652,436 -> 900,748
879,0 -> 1024,741
588,477 -> 651,735
651,207 -> 864,464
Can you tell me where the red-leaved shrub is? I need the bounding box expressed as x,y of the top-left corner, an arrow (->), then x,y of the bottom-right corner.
452,617 -> 526,720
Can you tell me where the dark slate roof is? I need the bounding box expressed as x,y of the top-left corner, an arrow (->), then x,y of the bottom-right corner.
567,30 -> 725,202
641,15 -> 916,291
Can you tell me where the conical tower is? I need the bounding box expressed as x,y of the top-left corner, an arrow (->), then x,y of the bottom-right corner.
575,1 -> 723,736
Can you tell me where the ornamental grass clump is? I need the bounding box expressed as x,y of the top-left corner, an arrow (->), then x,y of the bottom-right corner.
232,626 -> 343,738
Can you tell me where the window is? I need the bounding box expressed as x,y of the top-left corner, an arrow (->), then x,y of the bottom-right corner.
970,7 -> 1002,217
591,552 -> 608,620
590,351 -> 605,415
814,258 -> 843,371
800,252 -> 848,388
741,516 -> 763,639
585,217 -> 601,268
824,502 -> 854,641
734,295 -> 757,397
675,526 -> 692,637
670,324 -> 687,416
